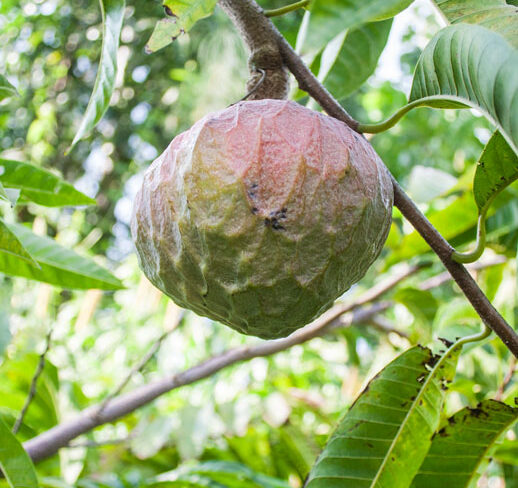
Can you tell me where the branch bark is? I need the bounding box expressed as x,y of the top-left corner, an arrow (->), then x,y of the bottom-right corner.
217,0 -> 518,358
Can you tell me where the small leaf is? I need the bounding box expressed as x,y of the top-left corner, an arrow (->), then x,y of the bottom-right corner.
146,0 -> 218,53
0,74 -> 17,101
411,400 -> 518,488
300,0 -> 413,55
409,24 -> 518,156
0,223 -> 123,290
473,132 -> 518,213
0,417 -> 39,488
305,345 -> 460,488
0,158 -> 95,207
0,181 -> 9,202
68,0 -> 125,151
0,219 -> 38,267
318,20 -> 392,100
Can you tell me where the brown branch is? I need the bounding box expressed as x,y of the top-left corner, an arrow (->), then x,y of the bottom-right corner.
217,0 -> 518,358
24,263 -> 417,463
13,326 -> 53,434
495,356 -> 516,402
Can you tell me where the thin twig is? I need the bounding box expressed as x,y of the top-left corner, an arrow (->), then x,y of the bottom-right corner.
495,357 -> 516,402
24,264 -> 418,462
264,0 -> 310,17
95,312 -> 184,417
12,326 -> 53,434
230,68 -> 266,105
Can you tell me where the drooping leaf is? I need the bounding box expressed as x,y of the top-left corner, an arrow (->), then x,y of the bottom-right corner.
432,0 -> 518,47
318,20 -> 392,100
0,74 -> 16,101
0,417 -> 39,488
146,0 -> 218,53
0,159 -> 95,207
0,223 -> 123,290
68,0 -> 125,151
300,0 -> 413,55
305,345 -> 460,488
0,219 -> 38,267
151,461 -> 291,488
409,24 -> 518,156
473,132 -> 518,213
411,400 -> 518,488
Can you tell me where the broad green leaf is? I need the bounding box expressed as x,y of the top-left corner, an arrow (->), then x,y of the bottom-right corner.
0,219 -> 38,266
409,24 -> 518,156
300,0 -> 413,55
473,132 -> 518,213
0,223 -> 123,290
0,74 -> 16,101
432,0 -> 518,48
411,400 -> 518,488
318,20 -> 392,100
146,0 -> 218,53
0,159 -> 95,207
305,345 -> 460,488
494,439 -> 518,466
68,0 -> 125,151
152,461 -> 291,488
0,417 -> 38,488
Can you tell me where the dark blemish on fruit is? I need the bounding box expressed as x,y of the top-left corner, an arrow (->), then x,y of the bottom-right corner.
264,208 -> 288,231
248,182 -> 259,199
164,5 -> 176,16
251,207 -> 258,214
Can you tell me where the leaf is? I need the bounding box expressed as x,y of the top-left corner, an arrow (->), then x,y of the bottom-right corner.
432,0 -> 518,48
0,417 -> 39,488
305,345 -> 460,488
409,24 -> 518,156
68,0 -> 125,151
318,20 -> 392,100
0,74 -> 17,101
300,0 -> 413,55
0,182 -> 9,203
146,0 -> 218,53
0,159 -> 95,207
0,223 -> 123,290
473,132 -> 518,213
0,219 -> 38,267
411,400 -> 518,488
153,461 -> 291,488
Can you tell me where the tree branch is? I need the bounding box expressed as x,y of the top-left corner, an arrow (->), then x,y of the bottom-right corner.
217,0 -> 518,358
24,263 -> 418,463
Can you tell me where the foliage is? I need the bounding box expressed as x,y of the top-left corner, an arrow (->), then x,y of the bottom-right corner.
0,0 -> 517,487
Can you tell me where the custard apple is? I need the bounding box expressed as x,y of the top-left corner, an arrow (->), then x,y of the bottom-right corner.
131,99 -> 393,339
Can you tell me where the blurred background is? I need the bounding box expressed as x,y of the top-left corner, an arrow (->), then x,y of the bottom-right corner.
0,0 -> 516,486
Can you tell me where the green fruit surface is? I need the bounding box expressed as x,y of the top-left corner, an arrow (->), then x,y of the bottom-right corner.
131,100 -> 393,339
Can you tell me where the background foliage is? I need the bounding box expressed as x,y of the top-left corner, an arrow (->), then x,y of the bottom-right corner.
0,0 -> 517,487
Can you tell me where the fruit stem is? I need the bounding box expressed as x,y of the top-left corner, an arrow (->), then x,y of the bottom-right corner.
451,210 -> 487,264
264,0 -> 310,17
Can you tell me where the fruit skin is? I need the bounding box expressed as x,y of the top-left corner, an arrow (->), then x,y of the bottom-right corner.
131,99 -> 393,339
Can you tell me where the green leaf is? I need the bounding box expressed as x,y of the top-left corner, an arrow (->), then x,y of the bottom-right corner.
305,345 -> 460,488
0,223 -> 123,290
318,20 -> 392,100
409,24 -> 518,156
432,0 -> 518,48
146,0 -> 218,53
0,159 -> 95,207
300,0 -> 413,55
0,182 -> 9,203
411,400 -> 518,488
68,0 -> 125,151
0,219 -> 38,267
473,132 -> 518,213
0,74 -> 17,101
0,417 -> 38,488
